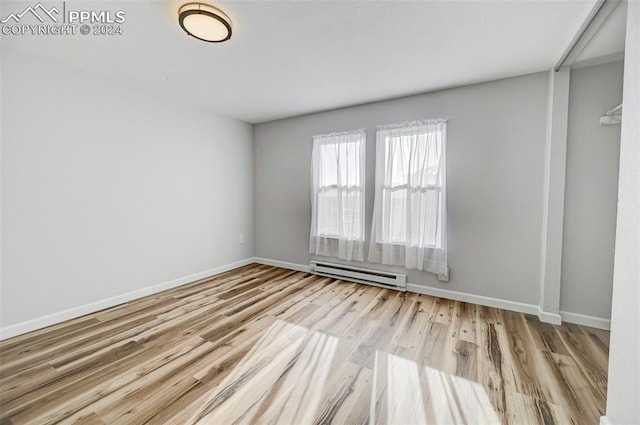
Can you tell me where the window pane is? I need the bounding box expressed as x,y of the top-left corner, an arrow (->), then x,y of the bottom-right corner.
379,125 -> 443,248
318,188 -> 339,236
342,190 -> 362,239
387,136 -> 409,187
319,139 -> 362,188
410,132 -> 441,188
319,143 -> 338,186
312,131 -> 365,242
409,190 -> 440,247
381,189 -> 407,244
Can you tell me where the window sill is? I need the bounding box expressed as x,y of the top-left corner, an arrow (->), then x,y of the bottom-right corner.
316,235 -> 365,243
375,241 -> 443,250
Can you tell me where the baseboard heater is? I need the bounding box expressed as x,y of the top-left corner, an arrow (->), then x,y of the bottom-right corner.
309,260 -> 407,292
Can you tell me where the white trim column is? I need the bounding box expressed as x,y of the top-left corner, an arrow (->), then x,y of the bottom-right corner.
602,1 -> 640,424
538,68 -> 570,325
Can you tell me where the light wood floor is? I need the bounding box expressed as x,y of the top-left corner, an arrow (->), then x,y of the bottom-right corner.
0,264 -> 609,424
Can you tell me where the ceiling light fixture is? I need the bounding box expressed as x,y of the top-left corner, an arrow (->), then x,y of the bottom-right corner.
178,3 -> 232,43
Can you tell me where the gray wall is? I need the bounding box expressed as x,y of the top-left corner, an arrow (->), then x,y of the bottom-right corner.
1,47 -> 254,328
255,72 -> 548,305
560,61 -> 624,319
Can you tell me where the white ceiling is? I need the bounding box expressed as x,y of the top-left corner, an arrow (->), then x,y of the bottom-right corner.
1,0 -> 624,123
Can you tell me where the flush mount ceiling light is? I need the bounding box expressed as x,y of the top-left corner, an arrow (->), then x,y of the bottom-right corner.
178,3 -> 232,43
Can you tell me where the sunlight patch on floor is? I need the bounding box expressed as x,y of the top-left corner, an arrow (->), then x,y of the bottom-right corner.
372,351 -> 501,425
386,352 -> 428,424
192,319 -> 308,424
190,319 -> 500,424
256,329 -> 338,424
192,319 -> 338,424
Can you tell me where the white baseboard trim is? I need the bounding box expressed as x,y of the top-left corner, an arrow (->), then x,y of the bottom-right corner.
561,310 -> 611,330
4,256 -> 608,340
537,308 -> 563,325
253,257 -> 311,273
252,257 -> 546,319
0,258 -> 254,341
599,415 -> 612,425
407,283 -> 540,317
254,259 -> 610,331
254,259 -> 613,330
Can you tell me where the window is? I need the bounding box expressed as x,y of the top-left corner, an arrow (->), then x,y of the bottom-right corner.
309,130 -> 365,261
368,120 -> 448,274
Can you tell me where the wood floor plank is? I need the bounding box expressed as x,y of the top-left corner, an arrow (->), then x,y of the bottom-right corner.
555,324 -> 608,398
0,265 -> 609,425
0,318 -> 101,354
476,315 -> 510,422
524,314 -> 571,356
500,310 -> 560,404
0,314 -> 157,380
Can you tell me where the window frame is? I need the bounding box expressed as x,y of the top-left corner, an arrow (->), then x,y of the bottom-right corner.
375,125 -> 445,249
312,131 -> 366,242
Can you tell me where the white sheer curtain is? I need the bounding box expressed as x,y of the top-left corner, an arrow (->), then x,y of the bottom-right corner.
310,130 -> 365,261
368,120 -> 448,275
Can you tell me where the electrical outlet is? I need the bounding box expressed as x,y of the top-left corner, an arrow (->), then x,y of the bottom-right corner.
239,234 -> 245,244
